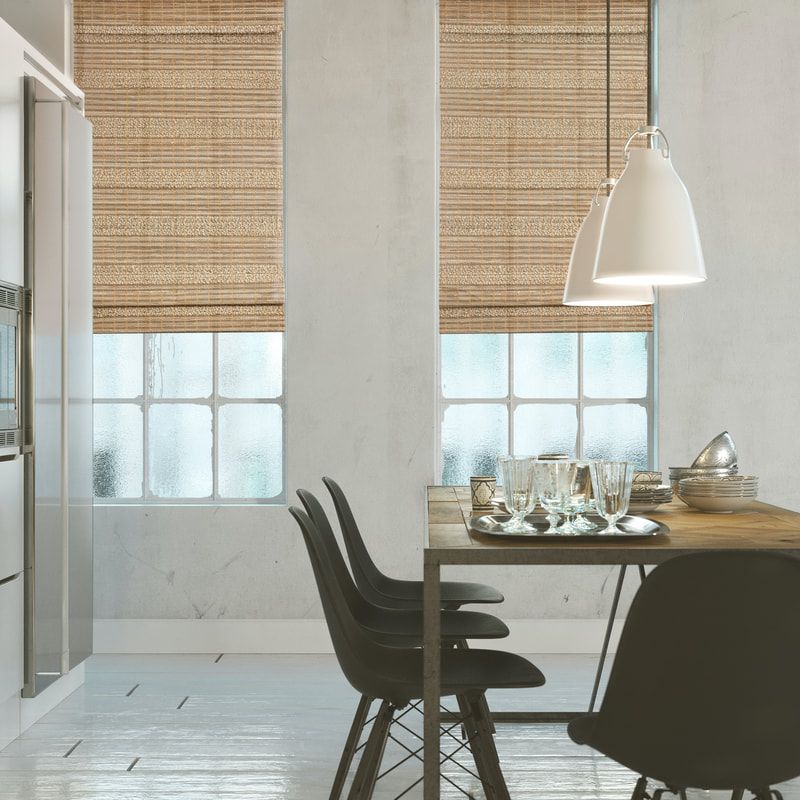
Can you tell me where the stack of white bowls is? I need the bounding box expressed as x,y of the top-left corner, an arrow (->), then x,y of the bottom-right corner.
678,475 -> 758,513
629,471 -> 673,513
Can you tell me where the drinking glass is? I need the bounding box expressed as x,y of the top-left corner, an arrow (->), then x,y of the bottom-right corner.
498,456 -> 536,533
589,460 -> 635,534
533,460 -> 576,533
571,462 -> 599,532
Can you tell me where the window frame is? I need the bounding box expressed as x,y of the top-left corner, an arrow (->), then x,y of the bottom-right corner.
93,332 -> 286,506
438,330 -> 657,483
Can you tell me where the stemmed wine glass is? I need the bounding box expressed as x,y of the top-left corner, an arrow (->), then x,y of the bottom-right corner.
589,460 -> 635,534
570,462 -> 599,532
498,456 -> 537,534
533,460 -> 576,533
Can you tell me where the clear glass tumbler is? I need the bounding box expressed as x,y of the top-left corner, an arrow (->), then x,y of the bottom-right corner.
589,460 -> 635,534
533,460 -> 577,533
498,455 -> 536,533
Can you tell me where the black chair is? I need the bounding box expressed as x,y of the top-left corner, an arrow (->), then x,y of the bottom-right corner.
322,476 -> 503,610
289,505 -> 545,800
568,551 -> 800,800
296,489 -> 510,798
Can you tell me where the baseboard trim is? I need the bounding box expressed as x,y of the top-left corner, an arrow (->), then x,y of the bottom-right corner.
20,663 -> 85,732
93,618 -> 622,655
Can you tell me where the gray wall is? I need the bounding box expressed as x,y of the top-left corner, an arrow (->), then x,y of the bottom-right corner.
0,0 -> 67,72
92,0 -> 800,631
658,0 -> 800,511
94,0 -> 441,621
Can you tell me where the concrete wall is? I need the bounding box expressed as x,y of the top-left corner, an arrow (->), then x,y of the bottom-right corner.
93,0 -> 445,638
0,0 -> 67,72
90,0 -> 800,651
658,0 -> 800,512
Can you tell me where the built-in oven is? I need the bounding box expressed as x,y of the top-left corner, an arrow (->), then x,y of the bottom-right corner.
0,281 -> 22,455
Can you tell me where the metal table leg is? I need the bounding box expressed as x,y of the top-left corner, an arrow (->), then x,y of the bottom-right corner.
587,564 -> 648,713
423,556 -> 441,800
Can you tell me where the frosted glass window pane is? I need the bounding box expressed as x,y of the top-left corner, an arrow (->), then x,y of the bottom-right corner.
218,333 -> 282,399
148,404 -> 212,497
148,333 -> 212,399
219,404 -> 282,498
442,404 -> 507,485
93,404 -> 143,498
514,333 -> 578,398
94,334 -> 143,398
514,404 -> 578,458
584,332 -> 648,398
583,404 -> 648,468
441,334 -> 508,398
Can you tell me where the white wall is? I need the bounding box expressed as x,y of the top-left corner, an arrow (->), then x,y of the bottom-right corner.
93,0 -> 800,652
0,0 -> 67,73
93,0 -> 442,633
658,0 -> 800,512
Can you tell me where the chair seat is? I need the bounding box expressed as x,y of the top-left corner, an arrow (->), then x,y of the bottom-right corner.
567,712 -> 599,746
376,647 -> 545,706
374,577 -> 504,609
362,607 -> 509,647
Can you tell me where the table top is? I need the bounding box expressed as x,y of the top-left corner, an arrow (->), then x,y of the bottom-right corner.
425,485 -> 800,566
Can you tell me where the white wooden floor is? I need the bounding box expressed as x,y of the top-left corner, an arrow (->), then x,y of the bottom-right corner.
0,654 -> 798,799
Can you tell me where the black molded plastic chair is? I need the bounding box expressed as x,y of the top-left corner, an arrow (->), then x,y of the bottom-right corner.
322,476 -> 503,609
290,505 -> 545,800
297,489 -> 509,646
296,489 -> 510,798
568,551 -> 800,800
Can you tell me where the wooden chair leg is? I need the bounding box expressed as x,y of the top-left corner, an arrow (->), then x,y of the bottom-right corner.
454,639 -> 495,734
347,700 -> 394,800
631,776 -> 649,800
330,694 -> 373,800
730,790 -> 744,800
457,693 -> 497,800
466,692 -> 510,800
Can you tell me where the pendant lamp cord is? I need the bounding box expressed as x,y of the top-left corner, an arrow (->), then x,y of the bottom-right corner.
606,0 -> 611,185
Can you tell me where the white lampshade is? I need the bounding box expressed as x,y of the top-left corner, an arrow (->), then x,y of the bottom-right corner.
593,127 -> 706,286
563,181 -> 654,306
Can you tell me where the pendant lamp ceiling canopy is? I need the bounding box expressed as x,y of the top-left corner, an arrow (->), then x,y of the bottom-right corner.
593,126 -> 706,287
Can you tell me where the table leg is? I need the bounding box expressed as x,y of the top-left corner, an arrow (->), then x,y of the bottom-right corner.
587,564 -> 650,713
588,564 -> 627,713
423,556 -> 441,800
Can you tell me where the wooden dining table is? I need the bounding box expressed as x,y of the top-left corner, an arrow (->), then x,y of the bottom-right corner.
422,485 -> 800,799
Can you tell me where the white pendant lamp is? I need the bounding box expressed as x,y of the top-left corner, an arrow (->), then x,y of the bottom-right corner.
563,179 -> 654,306
593,126 -> 706,286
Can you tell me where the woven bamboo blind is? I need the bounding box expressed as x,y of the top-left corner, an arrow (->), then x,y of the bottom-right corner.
73,0 -> 283,332
440,0 -> 653,333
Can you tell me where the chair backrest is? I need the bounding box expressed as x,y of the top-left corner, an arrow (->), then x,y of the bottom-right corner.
288,506 -> 411,703
295,489 -> 369,618
593,551 -> 800,790
322,476 -> 387,596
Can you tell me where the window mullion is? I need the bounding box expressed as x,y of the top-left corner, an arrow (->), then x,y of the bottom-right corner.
507,333 -> 514,456
212,332 -> 219,501
142,333 -> 149,501
577,332 -> 585,459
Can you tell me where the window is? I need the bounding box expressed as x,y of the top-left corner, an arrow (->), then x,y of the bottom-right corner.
440,332 -> 653,484
93,332 -> 284,503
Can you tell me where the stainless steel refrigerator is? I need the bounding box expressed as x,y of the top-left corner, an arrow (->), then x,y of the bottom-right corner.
23,77 -> 93,697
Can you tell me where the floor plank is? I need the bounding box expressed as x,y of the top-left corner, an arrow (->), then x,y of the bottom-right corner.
0,654 -> 796,799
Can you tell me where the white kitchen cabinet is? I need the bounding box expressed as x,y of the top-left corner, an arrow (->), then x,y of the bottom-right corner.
0,573 -> 23,749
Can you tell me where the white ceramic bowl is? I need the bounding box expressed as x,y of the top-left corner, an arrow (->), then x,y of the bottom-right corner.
678,493 -> 755,513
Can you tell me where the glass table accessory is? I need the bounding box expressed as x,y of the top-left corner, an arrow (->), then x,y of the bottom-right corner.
497,456 -> 537,533
589,460 -> 635,534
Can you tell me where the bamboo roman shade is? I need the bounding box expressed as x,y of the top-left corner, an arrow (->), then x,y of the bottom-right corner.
73,0 -> 284,332
440,0 -> 653,333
